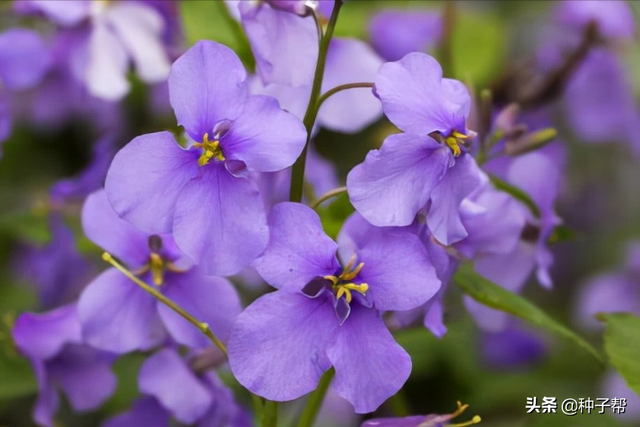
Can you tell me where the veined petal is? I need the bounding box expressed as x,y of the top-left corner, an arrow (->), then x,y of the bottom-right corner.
228,291 -> 337,401
139,348 -> 213,424
82,190 -> 150,269
427,153 -> 484,246
105,131 -> 200,234
327,305 -> 411,413
374,52 -> 468,134
78,269 -> 166,353
169,40 -> 248,141
254,202 -> 339,291
105,2 -> 170,84
221,95 -> 306,172
347,133 -> 449,227
158,271 -> 242,348
172,164 -> 268,276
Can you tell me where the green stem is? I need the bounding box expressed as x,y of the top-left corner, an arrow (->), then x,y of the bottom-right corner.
310,186 -> 347,210
289,0 -> 344,203
316,82 -> 374,111
297,368 -> 335,427
438,0 -> 456,77
101,252 -> 228,356
262,399 -> 278,427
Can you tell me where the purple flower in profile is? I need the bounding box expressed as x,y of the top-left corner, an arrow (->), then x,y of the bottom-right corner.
104,348 -> 251,427
369,10 -> 442,62
347,52 -> 483,245
228,202 -> 440,413
12,303 -> 117,427
78,190 -> 242,353
361,401 -> 481,427
105,40 -> 306,276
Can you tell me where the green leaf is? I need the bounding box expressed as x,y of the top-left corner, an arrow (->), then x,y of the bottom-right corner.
317,192 -> 354,240
0,349 -> 37,399
548,224 -> 582,244
0,210 -> 51,245
599,312 -> 640,396
454,264 -> 604,367
488,173 -> 541,218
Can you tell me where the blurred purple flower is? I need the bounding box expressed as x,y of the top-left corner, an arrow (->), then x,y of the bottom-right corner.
229,203 -> 440,413
12,303 -> 117,427
553,0 -> 635,41
105,41 -> 306,276
78,190 -> 242,353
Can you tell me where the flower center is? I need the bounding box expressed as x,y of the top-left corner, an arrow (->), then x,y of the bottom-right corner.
193,133 -> 225,167
324,255 -> 369,303
430,130 -> 474,157
132,235 -> 185,285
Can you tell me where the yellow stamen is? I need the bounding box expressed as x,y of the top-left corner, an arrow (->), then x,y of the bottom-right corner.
324,275 -> 339,285
443,402 -> 481,427
339,261 -> 365,281
194,133 -> 225,166
149,253 -> 164,286
445,136 -> 462,157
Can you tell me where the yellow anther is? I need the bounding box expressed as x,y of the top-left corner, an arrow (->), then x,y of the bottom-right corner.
196,133 -> 225,166
149,253 -> 165,286
445,136 -> 462,157
339,261 -> 365,281
451,131 -> 468,140
324,275 -> 339,286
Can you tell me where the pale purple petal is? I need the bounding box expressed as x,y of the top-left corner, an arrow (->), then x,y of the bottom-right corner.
102,397 -> 170,427
139,348 -> 213,424
464,298 -> 510,332
17,0 -> 91,26
369,10 -> 442,62
362,415 -> 433,427
82,190 -> 150,268
33,361 -> 58,427
475,242 -> 537,294
374,52 -> 468,134
0,29 -> 51,90
49,344 -> 116,412
327,305 -> 411,413
318,38 -> 383,133
85,18 -> 130,100
78,269 -> 166,353
427,154 -> 484,245
267,0 -> 308,15
339,213 -> 440,311
105,2 -> 171,84
172,164 -> 268,276
240,1 -> 318,86
105,131 -> 200,234
228,291 -> 338,401
254,202 -> 339,291
554,0 -> 635,40
13,303 -> 81,360
423,294 -> 447,338
169,40 -> 248,141
221,95 -> 306,172
574,273 -> 639,330
481,327 -> 546,369
158,271 -> 242,348
347,133 -> 450,226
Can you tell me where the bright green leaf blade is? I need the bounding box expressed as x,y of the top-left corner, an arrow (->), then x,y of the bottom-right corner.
599,312 -> 640,396
454,264 -> 604,367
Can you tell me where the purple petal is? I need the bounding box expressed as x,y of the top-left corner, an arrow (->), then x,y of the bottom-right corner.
102,397 -> 170,427
221,95 -> 306,172
48,344 -> 116,412
327,305 -> 411,413
347,133 -> 450,226
228,291 -> 338,401
574,273 -> 639,330
82,190 -> 150,269
12,303 -> 81,360
172,164 -> 268,276
17,0 -> 91,26
339,213 -> 440,311
0,29 -> 51,90
105,131 -> 200,234
423,292 -> 447,338
481,327 -> 546,369
369,10 -> 442,62
33,361 -> 58,427
139,348 -> 213,424
78,268 -> 166,353
157,271 -> 242,348
240,2 -> 318,86
374,52 -> 469,134
361,415 -> 432,427
474,243 -> 537,294
427,153 -> 484,245
85,19 -> 130,100
317,38 -> 383,133
169,40 -> 248,141
554,0 -> 635,40
254,202 -> 339,291
104,2 -> 171,84
266,0 -> 308,15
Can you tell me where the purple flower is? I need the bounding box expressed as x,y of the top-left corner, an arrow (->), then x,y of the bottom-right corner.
0,28 -> 51,91
12,303 -> 117,427
228,202 -> 440,413
361,401 -> 481,427
17,0 -> 172,100
481,325 -> 547,370
78,190 -> 242,353
369,10 -> 442,62
105,40 -> 306,276
553,0 -> 635,41
347,53 -> 483,245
